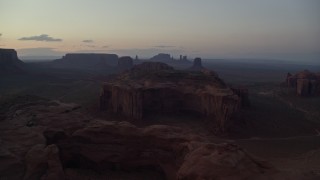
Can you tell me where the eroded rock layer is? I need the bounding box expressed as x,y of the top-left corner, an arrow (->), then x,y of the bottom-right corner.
101,62 -> 248,131
286,70 -> 320,96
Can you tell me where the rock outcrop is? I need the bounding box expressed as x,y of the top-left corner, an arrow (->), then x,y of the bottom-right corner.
0,95 -> 316,180
150,53 -> 172,62
118,56 -> 133,72
188,57 -> 205,71
54,122 -> 276,180
286,70 -> 320,96
0,48 -> 24,73
52,53 -> 118,69
101,62 -> 248,132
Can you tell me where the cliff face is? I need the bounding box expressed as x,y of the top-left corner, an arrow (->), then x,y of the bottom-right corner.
52,53 -> 118,69
101,62 -> 248,132
286,70 -> 320,96
0,48 -> 24,73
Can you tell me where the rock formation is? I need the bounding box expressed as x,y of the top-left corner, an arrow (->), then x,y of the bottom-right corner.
0,48 -> 24,73
101,62 -> 248,132
0,95 -> 316,180
286,70 -> 320,96
150,53 -> 172,62
118,56 -> 133,72
52,53 -> 118,69
188,57 -> 205,71
54,122 -> 276,180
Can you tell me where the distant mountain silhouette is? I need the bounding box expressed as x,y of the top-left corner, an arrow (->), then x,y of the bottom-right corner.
150,53 -> 172,62
52,53 -> 118,69
0,48 -> 25,74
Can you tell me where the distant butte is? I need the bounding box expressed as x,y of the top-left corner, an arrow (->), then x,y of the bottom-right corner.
100,61 -> 249,132
0,48 -> 25,74
286,70 -> 320,96
188,57 -> 205,71
52,53 -> 118,69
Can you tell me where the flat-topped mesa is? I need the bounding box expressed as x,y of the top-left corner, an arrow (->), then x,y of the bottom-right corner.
52,53 -> 118,69
0,48 -> 19,62
286,70 -> 320,96
0,48 -> 24,73
117,56 -> 133,72
101,62 -> 248,132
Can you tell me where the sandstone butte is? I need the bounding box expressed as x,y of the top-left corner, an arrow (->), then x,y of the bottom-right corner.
0,48 -> 25,74
286,70 -> 320,96
100,62 -> 249,132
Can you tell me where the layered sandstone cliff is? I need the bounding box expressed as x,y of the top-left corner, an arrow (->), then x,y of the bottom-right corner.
101,62 -> 248,132
286,70 -> 320,96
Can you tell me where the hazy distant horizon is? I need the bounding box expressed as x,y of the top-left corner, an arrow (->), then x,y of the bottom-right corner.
1,0 -> 319,62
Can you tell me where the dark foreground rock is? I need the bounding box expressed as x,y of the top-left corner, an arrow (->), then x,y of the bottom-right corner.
0,96 -> 317,180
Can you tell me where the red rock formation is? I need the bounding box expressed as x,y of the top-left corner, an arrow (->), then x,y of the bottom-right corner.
101,62 -> 247,132
0,96 -> 315,180
55,122 -> 276,180
286,70 -> 320,96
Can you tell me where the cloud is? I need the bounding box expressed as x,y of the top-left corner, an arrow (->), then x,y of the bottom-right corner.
82,40 -> 94,43
18,34 -> 62,42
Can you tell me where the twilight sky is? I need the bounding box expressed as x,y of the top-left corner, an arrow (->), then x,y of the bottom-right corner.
0,0 -> 319,61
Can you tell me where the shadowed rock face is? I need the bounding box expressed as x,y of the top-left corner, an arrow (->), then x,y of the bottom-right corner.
0,48 -> 24,73
286,70 -> 320,96
52,53 -> 118,69
101,62 -> 248,132
55,122 -> 276,180
118,56 -> 133,72
188,57 -> 205,71
0,96 -> 314,180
